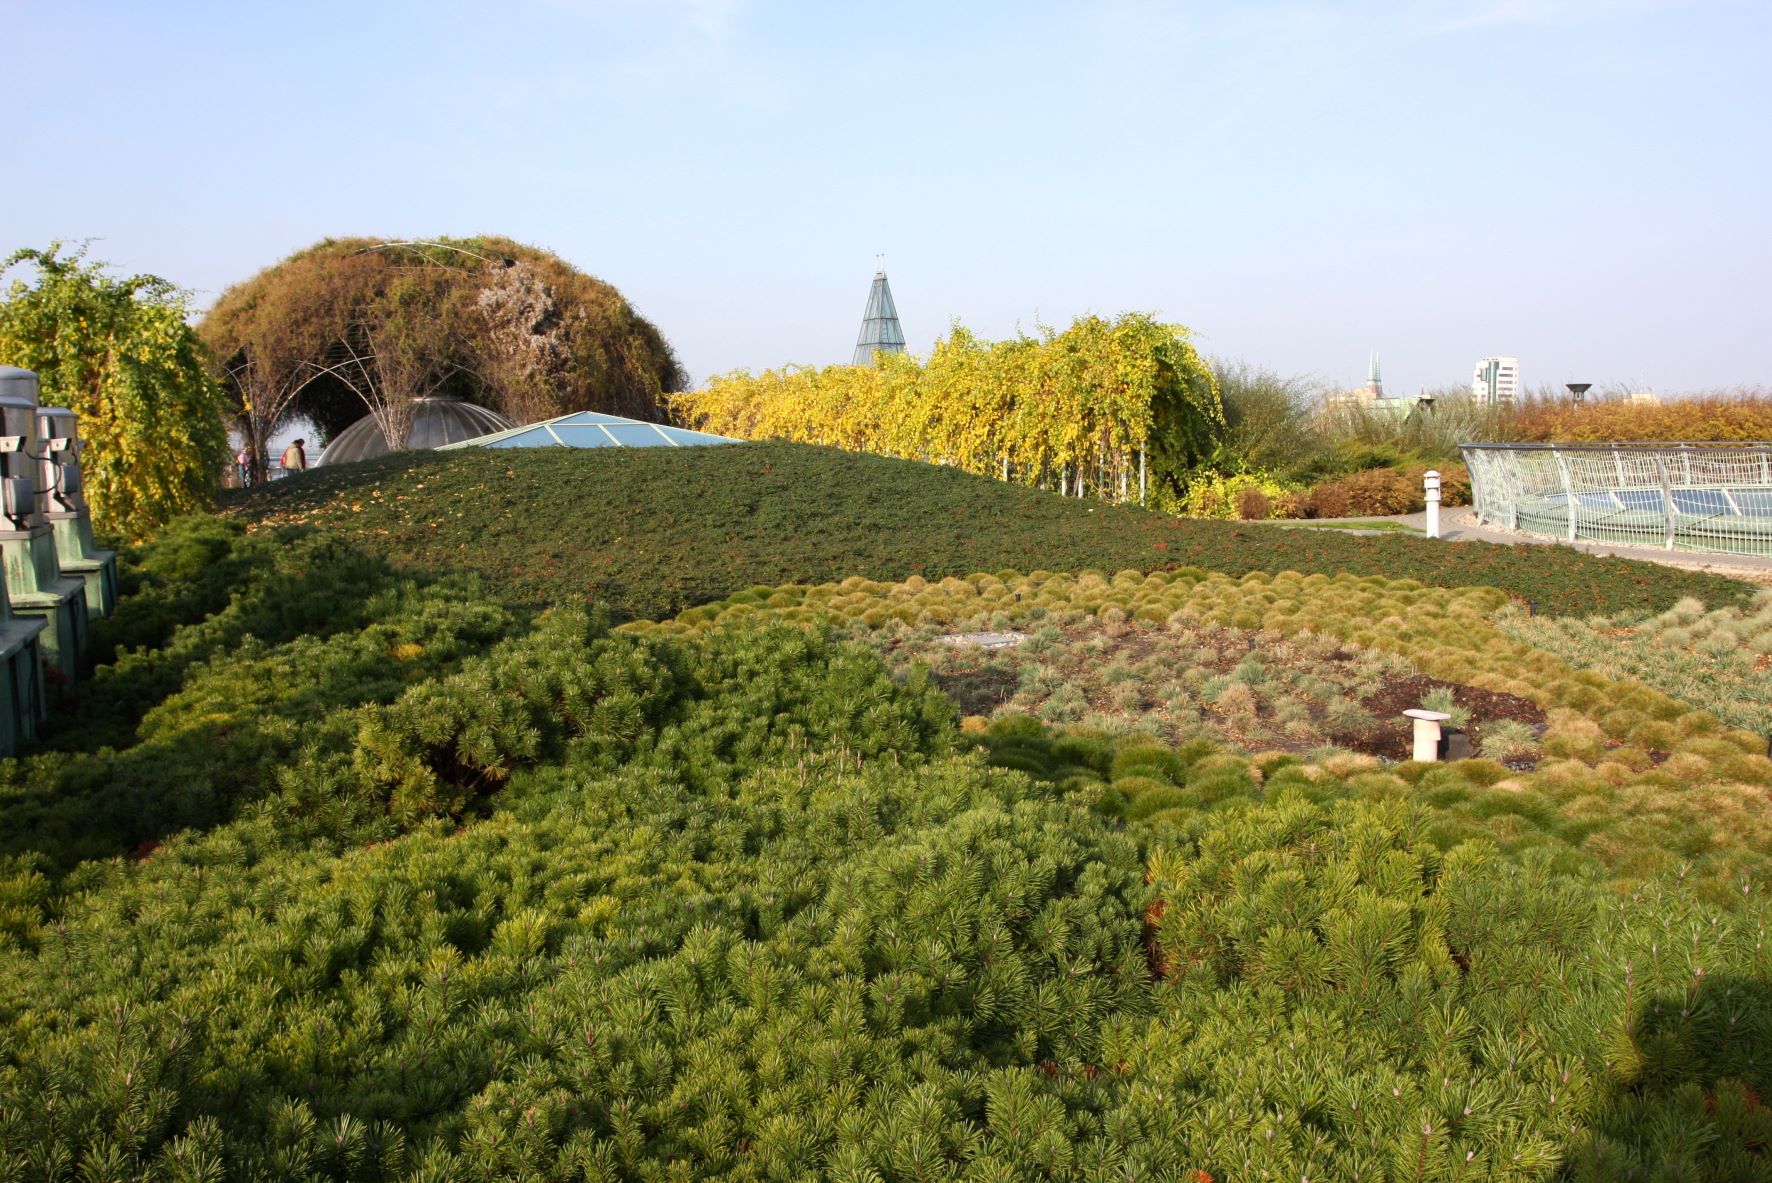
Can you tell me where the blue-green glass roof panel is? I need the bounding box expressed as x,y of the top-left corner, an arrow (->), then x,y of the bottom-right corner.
438,411 -> 739,450
1672,490 -> 1731,515
548,425 -> 625,447
599,423 -> 673,446
482,428 -> 560,447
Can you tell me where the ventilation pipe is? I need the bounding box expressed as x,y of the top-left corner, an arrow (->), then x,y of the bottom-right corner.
1404,708 -> 1451,762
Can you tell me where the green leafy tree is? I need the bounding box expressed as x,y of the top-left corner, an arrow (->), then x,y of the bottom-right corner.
0,243 -> 230,536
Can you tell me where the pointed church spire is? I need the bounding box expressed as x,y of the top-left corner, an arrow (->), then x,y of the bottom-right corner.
1368,350 -> 1384,398
852,266 -> 907,366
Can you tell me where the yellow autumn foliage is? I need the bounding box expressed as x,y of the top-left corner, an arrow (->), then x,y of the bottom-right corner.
672,314 -> 1223,504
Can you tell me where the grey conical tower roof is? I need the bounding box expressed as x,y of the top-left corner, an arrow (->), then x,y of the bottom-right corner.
852,270 -> 906,366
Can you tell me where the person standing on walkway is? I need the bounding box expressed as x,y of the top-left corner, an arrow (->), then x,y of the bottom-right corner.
279,438 -> 307,475
236,446 -> 252,487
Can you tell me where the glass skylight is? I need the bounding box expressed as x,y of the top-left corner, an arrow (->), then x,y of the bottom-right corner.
438,411 -> 738,451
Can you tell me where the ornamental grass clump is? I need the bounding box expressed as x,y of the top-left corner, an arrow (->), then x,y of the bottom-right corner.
1420,687 -> 1471,730
1496,591 -> 1772,734
1480,718 -> 1542,762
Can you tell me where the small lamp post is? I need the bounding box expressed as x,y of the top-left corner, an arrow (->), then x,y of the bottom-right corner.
1566,383 -> 1592,405
1424,470 -> 1441,539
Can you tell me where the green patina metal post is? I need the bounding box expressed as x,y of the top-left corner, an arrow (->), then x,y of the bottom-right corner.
0,368 -> 90,692
0,570 -> 46,756
0,381 -> 47,752
35,406 -> 117,617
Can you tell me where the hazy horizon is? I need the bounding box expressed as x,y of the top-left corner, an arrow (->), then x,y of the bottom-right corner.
5,0 -> 1768,397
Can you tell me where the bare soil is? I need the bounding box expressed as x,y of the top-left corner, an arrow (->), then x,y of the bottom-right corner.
1326,672 -> 1546,764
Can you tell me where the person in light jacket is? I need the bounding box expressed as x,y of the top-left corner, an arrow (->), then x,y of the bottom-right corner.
280,439 -> 307,474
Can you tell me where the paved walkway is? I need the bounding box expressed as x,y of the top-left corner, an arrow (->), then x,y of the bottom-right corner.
1290,509 -> 1772,581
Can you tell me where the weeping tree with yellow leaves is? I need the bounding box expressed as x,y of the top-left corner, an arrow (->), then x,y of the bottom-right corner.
673,314 -> 1223,506
0,243 -> 230,536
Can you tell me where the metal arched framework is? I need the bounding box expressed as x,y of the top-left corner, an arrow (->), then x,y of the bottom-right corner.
1461,441 -> 1772,556
318,398 -> 515,466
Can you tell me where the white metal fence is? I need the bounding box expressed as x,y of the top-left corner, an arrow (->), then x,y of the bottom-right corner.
1461,442 -> 1772,557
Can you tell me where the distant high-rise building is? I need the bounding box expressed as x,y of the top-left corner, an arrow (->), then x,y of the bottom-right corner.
852,268 -> 906,366
1367,350 -> 1383,399
1472,357 -> 1520,405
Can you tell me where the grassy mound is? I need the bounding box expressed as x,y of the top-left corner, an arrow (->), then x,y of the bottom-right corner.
222,442 -> 1751,619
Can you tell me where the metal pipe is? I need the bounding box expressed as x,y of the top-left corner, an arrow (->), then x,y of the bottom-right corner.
1553,448 -> 1577,542
1654,454 -> 1675,549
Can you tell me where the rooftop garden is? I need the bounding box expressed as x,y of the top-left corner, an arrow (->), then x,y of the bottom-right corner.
0,445 -> 1766,1180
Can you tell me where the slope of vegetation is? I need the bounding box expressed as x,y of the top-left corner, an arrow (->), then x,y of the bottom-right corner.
222,443 -> 1752,620
4,516 -> 1772,1180
631,565 -> 1772,899
1496,592 -> 1772,734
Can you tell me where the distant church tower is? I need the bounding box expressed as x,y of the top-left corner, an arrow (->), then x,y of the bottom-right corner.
852,265 -> 907,366
1367,350 -> 1384,398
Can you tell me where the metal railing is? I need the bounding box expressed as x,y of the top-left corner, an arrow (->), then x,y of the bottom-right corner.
1460,441 -> 1772,557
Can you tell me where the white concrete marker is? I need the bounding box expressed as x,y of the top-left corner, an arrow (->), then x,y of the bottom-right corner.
1404,708 -> 1452,762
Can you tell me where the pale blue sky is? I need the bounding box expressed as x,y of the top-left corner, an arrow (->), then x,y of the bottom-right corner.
4,0 -> 1768,397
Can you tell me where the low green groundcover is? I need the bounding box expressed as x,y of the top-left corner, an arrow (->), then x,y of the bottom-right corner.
223,443 -> 1754,620
0,518 -> 1766,1180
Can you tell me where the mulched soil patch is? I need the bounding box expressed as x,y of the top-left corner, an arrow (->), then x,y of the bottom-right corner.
937,660 -> 1022,716
1327,672 -> 1547,765
893,619 -> 1551,767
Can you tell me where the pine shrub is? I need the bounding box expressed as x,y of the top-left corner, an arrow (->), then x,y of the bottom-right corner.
11,515 -> 1772,1180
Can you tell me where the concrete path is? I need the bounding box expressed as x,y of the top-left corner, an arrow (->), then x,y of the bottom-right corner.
1276,509 -> 1772,581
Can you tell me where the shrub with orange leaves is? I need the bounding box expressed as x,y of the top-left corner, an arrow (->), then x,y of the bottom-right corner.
1512,392 -> 1772,443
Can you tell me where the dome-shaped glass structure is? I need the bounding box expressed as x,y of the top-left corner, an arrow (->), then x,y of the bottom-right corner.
437,411 -> 736,450
318,398 -> 516,466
